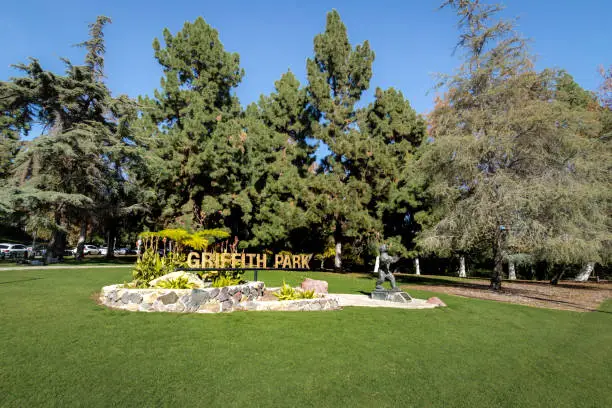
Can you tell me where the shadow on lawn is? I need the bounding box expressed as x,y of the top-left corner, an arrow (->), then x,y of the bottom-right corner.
0,277 -> 44,285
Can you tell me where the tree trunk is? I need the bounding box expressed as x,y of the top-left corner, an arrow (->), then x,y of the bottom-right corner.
333,220 -> 342,271
550,269 -> 565,285
414,257 -> 420,275
75,220 -> 87,261
374,256 -> 380,273
46,212 -> 66,263
508,261 -> 516,280
106,227 -> 116,259
458,256 -> 466,278
574,262 -> 595,282
490,229 -> 505,291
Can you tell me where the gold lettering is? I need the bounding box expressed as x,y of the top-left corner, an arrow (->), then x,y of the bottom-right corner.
202,252 -> 214,268
301,254 -> 312,269
187,252 -> 200,268
241,253 -> 245,268
214,253 -> 220,268
292,255 -> 301,269
246,254 -> 255,268
221,253 -> 232,268
231,253 -> 241,268
256,254 -> 267,268
282,255 -> 292,269
274,254 -> 283,268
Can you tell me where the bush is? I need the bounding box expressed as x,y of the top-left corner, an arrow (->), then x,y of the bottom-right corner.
154,276 -> 196,289
203,269 -> 245,287
274,281 -> 296,300
132,249 -> 188,284
273,281 -> 316,300
211,275 -> 242,288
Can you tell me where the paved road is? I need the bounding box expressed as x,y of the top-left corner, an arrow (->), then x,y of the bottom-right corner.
0,264 -> 132,271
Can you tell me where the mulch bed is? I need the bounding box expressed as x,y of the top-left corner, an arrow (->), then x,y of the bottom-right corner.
399,277 -> 612,312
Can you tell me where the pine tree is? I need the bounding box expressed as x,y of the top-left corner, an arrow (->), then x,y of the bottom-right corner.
306,10 -> 376,270
139,17 -> 244,230
247,71 -> 317,250
358,87 -> 426,258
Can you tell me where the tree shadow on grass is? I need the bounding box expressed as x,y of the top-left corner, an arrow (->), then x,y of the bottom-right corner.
0,277 -> 44,285
394,274 -> 489,289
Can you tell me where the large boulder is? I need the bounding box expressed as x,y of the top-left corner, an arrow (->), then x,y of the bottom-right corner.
301,278 -> 328,294
426,297 -> 447,307
149,272 -> 207,289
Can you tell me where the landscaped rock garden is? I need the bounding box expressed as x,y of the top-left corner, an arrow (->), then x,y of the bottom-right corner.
100,280 -> 342,313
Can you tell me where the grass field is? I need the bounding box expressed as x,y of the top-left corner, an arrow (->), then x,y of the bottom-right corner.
1,268 -> 610,407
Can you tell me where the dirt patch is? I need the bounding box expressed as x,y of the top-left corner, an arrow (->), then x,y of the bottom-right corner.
399,276 -> 612,312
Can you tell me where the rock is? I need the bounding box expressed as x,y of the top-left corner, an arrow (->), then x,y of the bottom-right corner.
157,291 -> 179,305
106,290 -> 118,303
198,303 -> 221,313
139,303 -> 152,312
220,300 -> 234,312
218,287 -> 230,302
121,291 -> 143,304
301,278 -> 328,294
426,297 -> 446,307
149,272 -> 206,288
182,290 -> 211,312
142,292 -> 159,304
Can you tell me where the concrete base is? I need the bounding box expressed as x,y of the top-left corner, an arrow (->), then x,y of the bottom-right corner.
371,289 -> 412,303
335,294 -> 438,309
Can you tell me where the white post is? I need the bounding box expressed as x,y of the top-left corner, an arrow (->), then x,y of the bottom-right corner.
458,256 -> 466,278
374,256 -> 380,273
508,261 -> 516,280
334,242 -> 342,270
414,257 -> 420,275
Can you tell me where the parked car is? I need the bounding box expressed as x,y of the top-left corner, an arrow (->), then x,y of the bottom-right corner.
71,245 -> 101,256
99,247 -> 108,256
114,248 -> 129,255
0,243 -> 29,259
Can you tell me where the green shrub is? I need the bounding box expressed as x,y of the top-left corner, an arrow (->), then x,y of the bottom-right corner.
154,276 -> 196,289
132,249 -> 188,284
296,289 -> 316,299
122,280 -> 148,289
274,281 -> 297,300
203,268 -> 245,287
211,274 -> 242,287
274,281 -> 317,300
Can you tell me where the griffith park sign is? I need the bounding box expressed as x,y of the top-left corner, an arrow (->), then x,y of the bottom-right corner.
187,252 -> 313,269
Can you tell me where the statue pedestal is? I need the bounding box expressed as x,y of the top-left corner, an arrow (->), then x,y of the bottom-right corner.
371,289 -> 412,303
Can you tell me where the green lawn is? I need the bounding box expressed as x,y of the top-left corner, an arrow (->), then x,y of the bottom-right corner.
1,268 -> 610,408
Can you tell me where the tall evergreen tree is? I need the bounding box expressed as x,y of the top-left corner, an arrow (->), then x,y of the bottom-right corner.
0,16 -> 146,260
306,10 -> 376,269
418,0 -> 610,289
246,71 -> 317,250
139,17 -> 244,230
359,87 -> 426,257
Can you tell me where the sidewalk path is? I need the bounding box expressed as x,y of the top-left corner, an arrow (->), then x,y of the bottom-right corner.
0,264 -> 132,271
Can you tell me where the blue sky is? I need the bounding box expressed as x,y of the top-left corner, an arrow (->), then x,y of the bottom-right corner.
1,0 -> 610,116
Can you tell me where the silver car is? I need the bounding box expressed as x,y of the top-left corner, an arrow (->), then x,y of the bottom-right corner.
0,243 -> 28,259
71,245 -> 101,256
